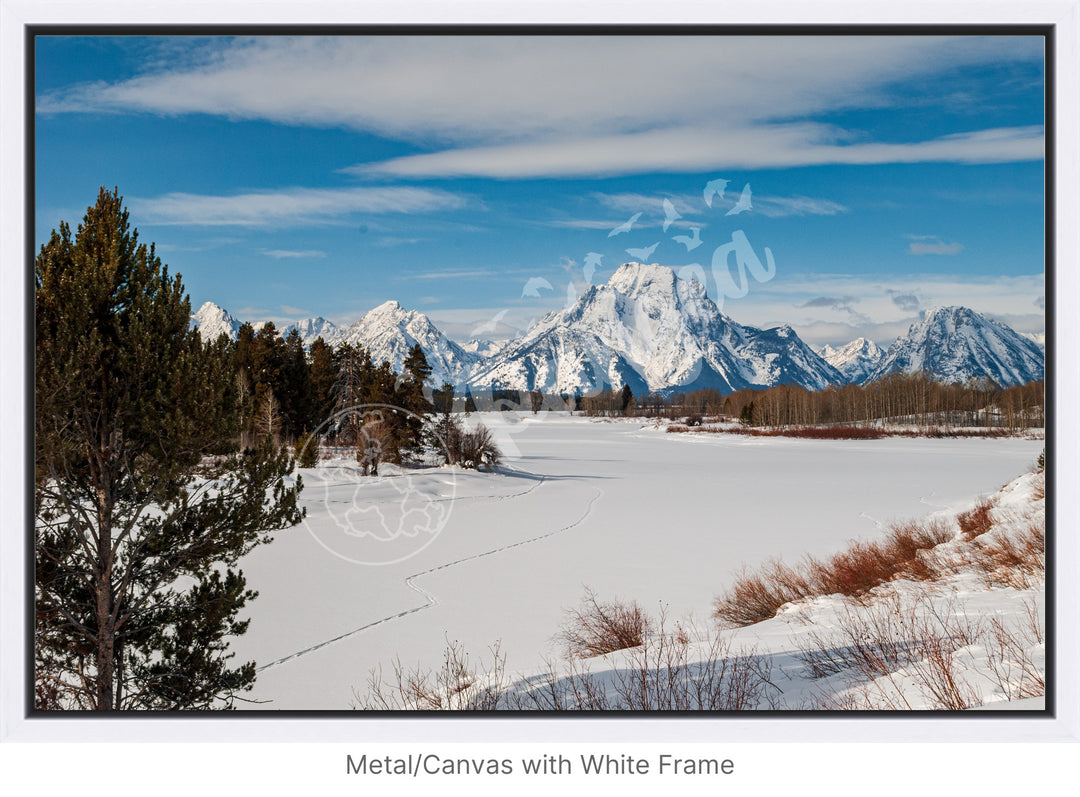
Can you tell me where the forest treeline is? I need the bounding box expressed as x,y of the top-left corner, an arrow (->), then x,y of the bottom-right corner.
232,324 -> 1043,435
211,325 -> 503,472
577,374 -> 1044,430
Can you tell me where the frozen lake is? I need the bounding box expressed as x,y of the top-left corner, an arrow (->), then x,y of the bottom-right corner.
231,413 -> 1043,710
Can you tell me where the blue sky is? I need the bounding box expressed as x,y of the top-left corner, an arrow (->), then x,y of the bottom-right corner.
34,34 -> 1046,347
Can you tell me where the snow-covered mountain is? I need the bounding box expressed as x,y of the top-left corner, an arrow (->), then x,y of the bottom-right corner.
191,284 -> 1043,395
869,306 -> 1045,387
468,262 -> 843,395
461,338 -> 505,359
339,300 -> 479,388
283,317 -> 344,347
189,301 -> 241,342
1023,332 -> 1046,349
821,337 -> 886,384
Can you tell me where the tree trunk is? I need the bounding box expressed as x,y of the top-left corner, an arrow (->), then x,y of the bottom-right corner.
95,520 -> 116,710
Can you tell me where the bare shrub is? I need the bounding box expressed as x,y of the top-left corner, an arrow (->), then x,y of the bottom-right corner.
714,560 -> 812,627
557,588 -> 652,658
796,594 -> 920,685
877,519 -> 952,581
606,617 -> 777,711
984,600 -> 1045,702
797,592 -> 986,710
356,639 -> 508,711
968,520 -> 1045,589
806,541 -> 895,599
957,497 -> 996,539
716,518 -> 956,627
665,425 -> 1019,440
358,613 -> 781,712
456,423 -> 501,471
516,612 -> 779,711
357,414 -> 394,476
1032,470 -> 1045,501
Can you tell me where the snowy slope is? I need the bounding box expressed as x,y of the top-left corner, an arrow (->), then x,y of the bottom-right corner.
189,301 -> 241,342
339,300 -> 479,388
461,338 -> 505,358
821,337 -> 885,384
231,412 -> 1043,710
282,317 -> 344,347
191,295 -> 1042,395
870,306 -> 1045,387
469,262 -> 843,395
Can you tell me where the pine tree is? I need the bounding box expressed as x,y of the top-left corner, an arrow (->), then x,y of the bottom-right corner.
395,343 -> 433,459
34,188 -> 304,710
280,328 -> 314,437
739,401 -> 756,426
431,381 -> 460,463
308,336 -> 338,427
294,429 -> 320,469
331,342 -> 369,444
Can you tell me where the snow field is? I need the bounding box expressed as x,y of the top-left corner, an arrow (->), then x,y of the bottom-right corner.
232,412 -> 1043,709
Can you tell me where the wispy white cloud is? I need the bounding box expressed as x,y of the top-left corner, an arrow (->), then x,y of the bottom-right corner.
349,124 -> 1043,179
752,194 -> 849,218
41,36 -> 1044,178
261,249 -> 326,258
280,305 -> 312,316
375,236 -> 423,247
130,186 -> 469,226
721,271 -> 1043,347
547,219 -> 627,231
593,192 -> 698,216
907,235 -> 965,255
408,269 -> 497,281
573,189 -> 847,228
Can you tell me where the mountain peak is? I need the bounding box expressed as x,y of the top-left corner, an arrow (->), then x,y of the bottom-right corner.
190,301 -> 241,341
340,301 -> 476,387
472,260 -> 840,395
607,261 -> 709,307
871,306 -> 1043,386
285,316 -> 344,347
370,299 -> 404,315
609,261 -> 676,292
821,336 -> 885,384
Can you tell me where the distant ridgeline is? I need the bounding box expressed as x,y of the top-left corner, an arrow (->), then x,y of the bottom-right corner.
192,263 -> 1045,404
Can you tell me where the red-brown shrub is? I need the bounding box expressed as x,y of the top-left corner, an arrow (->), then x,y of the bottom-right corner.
716,518 -> 957,626
957,497 -> 996,539
558,588 -> 652,658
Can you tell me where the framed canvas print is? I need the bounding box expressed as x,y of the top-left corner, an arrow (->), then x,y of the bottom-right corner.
3,3 -> 1077,782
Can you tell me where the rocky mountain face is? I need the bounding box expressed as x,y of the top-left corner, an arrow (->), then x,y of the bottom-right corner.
283,317 -> 344,347
469,262 -> 843,395
192,272 -> 1043,395
868,306 -> 1045,387
820,337 -> 886,384
189,301 -> 241,342
337,300 -> 479,388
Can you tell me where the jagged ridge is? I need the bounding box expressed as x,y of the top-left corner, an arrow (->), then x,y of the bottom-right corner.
869,306 -> 1044,387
